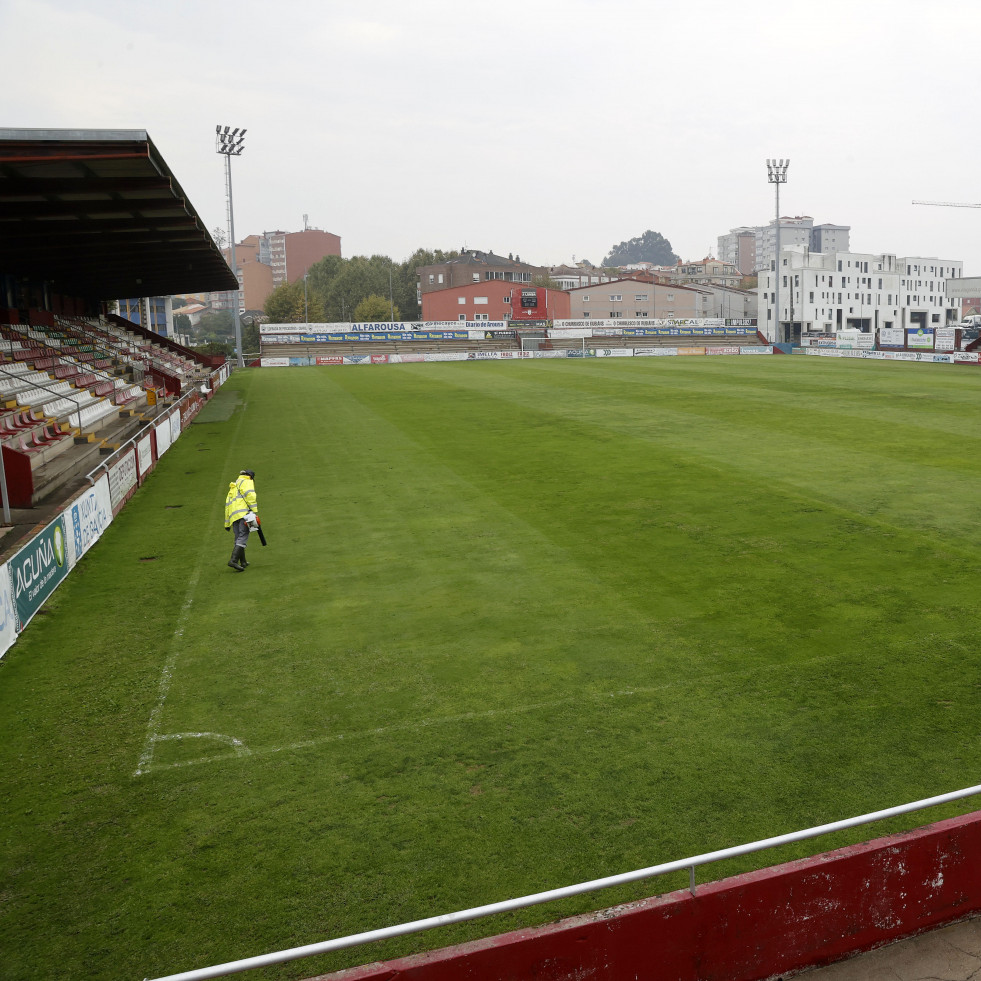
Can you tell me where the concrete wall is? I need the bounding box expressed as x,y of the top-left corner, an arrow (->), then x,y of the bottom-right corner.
307,811 -> 981,981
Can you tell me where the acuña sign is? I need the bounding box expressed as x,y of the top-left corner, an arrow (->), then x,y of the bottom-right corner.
12,516 -> 68,630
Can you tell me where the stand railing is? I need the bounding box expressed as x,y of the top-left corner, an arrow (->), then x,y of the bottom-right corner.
144,781 -> 981,981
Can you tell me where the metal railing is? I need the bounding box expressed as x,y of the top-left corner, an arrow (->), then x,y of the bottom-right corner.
83,384 -> 195,486
144,781 -> 981,981
0,361 -> 83,426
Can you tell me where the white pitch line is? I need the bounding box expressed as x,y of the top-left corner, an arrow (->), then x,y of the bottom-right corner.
134,575 -> 204,776
137,646 -> 850,776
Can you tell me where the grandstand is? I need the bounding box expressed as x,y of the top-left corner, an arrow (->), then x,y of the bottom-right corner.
0,127 -> 235,539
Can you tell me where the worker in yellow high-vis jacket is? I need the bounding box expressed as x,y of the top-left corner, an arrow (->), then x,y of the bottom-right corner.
224,469 -> 259,571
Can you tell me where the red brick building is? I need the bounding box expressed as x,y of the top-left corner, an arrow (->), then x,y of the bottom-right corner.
422,280 -> 570,322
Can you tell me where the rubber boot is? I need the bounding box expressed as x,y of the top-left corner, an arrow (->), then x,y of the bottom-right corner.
228,545 -> 246,571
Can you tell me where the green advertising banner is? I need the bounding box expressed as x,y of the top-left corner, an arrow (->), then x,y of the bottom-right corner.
11,515 -> 69,631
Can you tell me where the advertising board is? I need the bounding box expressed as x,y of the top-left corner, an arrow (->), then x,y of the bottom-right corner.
11,515 -> 69,631
907,327 -> 935,349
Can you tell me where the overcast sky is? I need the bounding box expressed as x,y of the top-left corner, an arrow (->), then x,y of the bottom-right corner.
5,0 -> 981,272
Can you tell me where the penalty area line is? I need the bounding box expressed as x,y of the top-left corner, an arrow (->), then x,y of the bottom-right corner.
138,648 -> 848,775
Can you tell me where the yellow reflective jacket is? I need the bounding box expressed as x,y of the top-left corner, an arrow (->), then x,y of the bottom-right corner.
224,475 -> 257,528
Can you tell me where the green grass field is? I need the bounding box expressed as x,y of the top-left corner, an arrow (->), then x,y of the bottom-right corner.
2,355 -> 981,981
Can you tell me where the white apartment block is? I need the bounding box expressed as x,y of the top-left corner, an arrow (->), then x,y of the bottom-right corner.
758,247 -> 962,342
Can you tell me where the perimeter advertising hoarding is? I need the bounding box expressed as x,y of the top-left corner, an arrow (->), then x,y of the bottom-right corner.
67,475 -> 112,566
11,515 -> 69,631
0,564 -> 17,659
108,448 -> 138,515
261,321 -> 506,335
137,433 -> 153,478
880,328 -> 905,348
155,415 -> 173,456
907,327 -> 935,349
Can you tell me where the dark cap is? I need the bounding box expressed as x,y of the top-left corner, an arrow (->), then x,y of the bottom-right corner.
240,469 -> 255,478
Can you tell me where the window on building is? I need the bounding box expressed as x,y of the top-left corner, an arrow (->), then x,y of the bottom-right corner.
438,274 -> 444,284
610,294 -> 623,301
474,297 -> 488,304
635,294 -> 648,301
429,275 -> 435,284
457,297 -> 465,304
458,314 -> 466,321
475,313 -> 489,321
666,293 -> 674,301
473,273 -> 480,282
610,311 -> 622,318
582,295 -> 589,301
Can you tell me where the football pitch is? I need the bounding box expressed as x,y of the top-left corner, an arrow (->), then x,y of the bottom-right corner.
2,355 -> 981,981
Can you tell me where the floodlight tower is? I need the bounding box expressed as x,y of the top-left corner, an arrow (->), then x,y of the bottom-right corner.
767,158 -> 790,343
216,125 -> 247,368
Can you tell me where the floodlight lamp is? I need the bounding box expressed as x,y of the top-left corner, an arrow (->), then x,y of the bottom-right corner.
766,158 -> 789,183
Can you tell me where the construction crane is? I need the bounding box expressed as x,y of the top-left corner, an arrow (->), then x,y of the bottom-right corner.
912,200 -> 981,208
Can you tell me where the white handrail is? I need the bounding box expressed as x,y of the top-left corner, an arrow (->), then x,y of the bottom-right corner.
143,781 -> 981,981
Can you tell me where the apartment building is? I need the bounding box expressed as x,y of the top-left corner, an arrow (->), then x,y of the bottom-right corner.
721,219 -> 852,274
566,279 -> 710,320
756,217 -> 815,273
670,257 -> 743,288
758,246 -> 962,342
811,223 -> 850,255
417,250 -> 545,298
214,225 -> 342,314
548,264 -> 614,289
692,284 -> 758,320
717,227 -> 757,276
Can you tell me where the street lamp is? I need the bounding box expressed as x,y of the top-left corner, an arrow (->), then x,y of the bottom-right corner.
766,158 -> 789,343
216,125 -> 247,368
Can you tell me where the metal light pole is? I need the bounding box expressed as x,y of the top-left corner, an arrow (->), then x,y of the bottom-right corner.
766,158 -> 789,343
304,273 -> 309,323
216,125 -> 247,368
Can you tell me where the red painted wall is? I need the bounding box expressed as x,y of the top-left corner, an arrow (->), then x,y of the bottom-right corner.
305,812 -> 981,981
422,281 -> 570,323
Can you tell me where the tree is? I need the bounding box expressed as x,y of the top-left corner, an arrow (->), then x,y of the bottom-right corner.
280,247 -> 461,323
241,318 -> 261,352
263,280 -> 325,323
532,273 -> 561,290
195,310 -> 234,343
354,294 -> 400,322
602,230 -> 678,267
